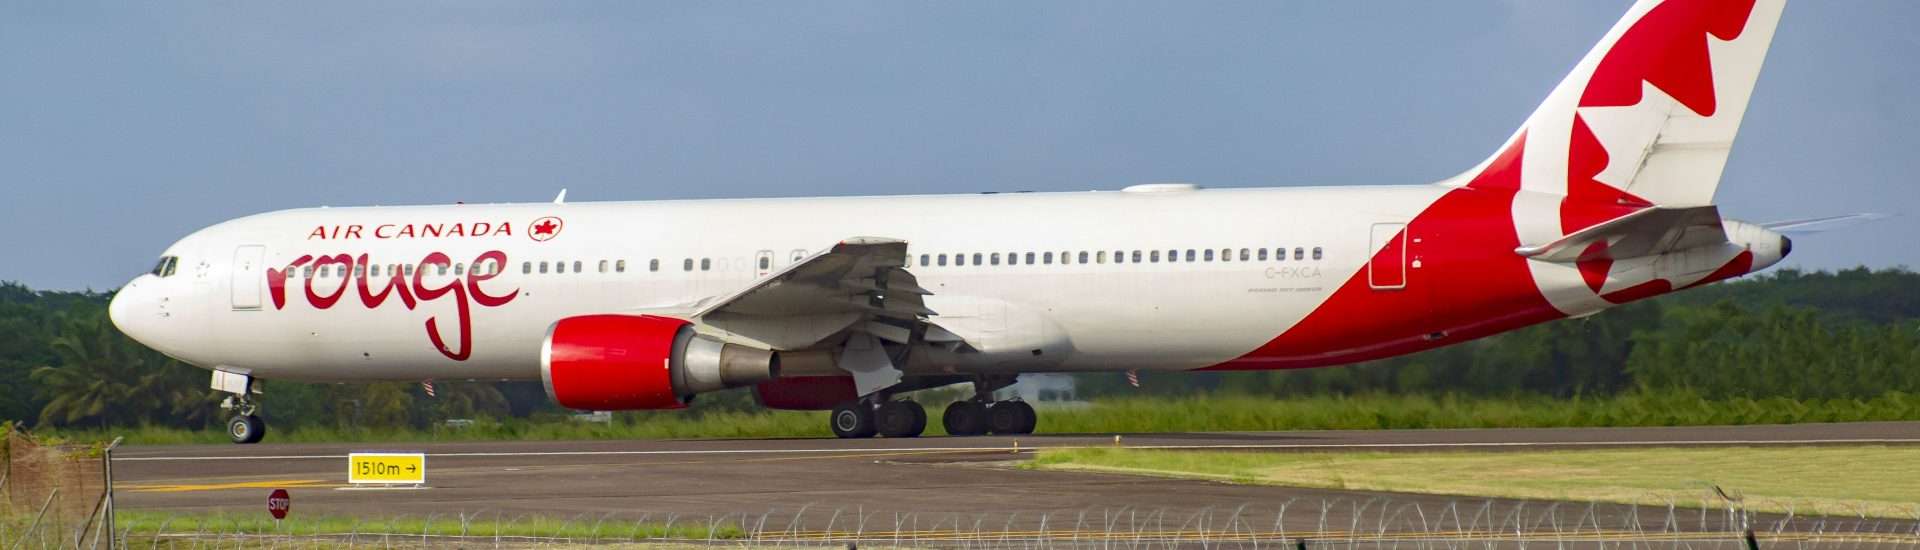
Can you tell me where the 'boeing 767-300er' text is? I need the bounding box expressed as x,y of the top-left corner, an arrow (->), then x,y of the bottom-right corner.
115,0 -> 1804,443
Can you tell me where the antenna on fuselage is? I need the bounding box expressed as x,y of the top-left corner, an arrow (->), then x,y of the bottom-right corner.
552,189 -> 568,205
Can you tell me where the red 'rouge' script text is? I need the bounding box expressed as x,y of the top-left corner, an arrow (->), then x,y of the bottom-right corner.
266,250 -> 517,361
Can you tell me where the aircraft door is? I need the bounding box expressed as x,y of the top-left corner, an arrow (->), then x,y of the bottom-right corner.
231,245 -> 265,310
755,250 -> 775,278
1368,223 -> 1407,290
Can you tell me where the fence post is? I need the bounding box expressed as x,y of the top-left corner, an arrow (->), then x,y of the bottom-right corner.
101,437 -> 122,550
1743,529 -> 1760,550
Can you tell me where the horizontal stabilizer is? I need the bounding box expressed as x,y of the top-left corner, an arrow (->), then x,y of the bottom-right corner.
1761,213 -> 1894,236
1516,206 -> 1727,262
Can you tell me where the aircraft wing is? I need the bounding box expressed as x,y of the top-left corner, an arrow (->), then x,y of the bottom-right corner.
688,237 -> 962,394
1515,205 -> 1729,262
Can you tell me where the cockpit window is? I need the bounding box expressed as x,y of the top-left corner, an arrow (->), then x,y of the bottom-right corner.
149,256 -> 179,278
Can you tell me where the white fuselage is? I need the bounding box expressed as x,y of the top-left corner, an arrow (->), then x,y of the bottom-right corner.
110,184 -> 1453,382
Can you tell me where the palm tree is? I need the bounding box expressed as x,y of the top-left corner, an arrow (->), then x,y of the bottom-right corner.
30,307 -> 216,428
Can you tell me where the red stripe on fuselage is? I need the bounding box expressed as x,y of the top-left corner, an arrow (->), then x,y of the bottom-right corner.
1206,139 -> 1562,370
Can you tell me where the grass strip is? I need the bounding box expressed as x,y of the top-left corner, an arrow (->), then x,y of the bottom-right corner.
41,390 -> 1920,446
111,510 -> 742,541
1026,445 -> 1920,518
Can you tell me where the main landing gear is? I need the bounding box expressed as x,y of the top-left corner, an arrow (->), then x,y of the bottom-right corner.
942,374 -> 1035,436
827,375 -> 1037,439
942,399 -> 1035,436
831,398 -> 928,439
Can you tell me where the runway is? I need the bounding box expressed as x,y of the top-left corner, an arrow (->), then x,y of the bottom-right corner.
112,422 -> 1920,532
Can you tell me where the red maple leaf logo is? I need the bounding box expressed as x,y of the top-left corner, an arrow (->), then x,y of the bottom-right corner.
528,217 -> 563,242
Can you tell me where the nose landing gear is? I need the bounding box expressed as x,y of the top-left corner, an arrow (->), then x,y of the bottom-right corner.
214,371 -> 267,444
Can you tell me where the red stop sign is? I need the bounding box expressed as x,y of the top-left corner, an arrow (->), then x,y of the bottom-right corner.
267,489 -> 291,520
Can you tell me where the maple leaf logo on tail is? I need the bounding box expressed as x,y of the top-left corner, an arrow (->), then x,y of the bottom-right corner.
1443,0 -> 1787,314
1458,0 -> 1784,215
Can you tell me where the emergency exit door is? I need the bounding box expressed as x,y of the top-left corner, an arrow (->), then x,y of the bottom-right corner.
1369,223 -> 1407,290
231,245 -> 265,310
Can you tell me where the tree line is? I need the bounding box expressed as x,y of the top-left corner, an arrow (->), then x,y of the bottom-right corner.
2,266 -> 1916,432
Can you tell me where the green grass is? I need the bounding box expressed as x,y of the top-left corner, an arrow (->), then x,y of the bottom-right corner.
39,391 -> 1920,446
1045,391 -> 1920,433
1027,446 -> 1920,517
110,510 -> 741,541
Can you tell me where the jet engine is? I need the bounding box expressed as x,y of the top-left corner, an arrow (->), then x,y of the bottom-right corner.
541,314 -> 779,410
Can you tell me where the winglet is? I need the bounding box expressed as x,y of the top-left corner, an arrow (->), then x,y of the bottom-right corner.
553,189 -> 568,205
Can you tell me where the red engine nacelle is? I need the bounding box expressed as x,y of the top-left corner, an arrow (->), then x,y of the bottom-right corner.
541,314 -> 779,410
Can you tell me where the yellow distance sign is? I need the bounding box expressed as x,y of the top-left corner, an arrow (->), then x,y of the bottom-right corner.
347,453 -> 425,485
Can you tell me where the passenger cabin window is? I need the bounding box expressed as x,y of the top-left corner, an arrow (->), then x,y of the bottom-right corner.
1240,248 -> 1250,261
616,260 -> 627,273
649,259 -> 659,272
1258,248 -> 1269,261
539,262 -> 549,274
573,261 -> 582,273
991,253 -> 1001,266
684,259 -> 694,271
1312,247 -> 1323,260
1204,249 -> 1214,262
938,254 -> 949,266
1080,251 -> 1091,264
764,256 -> 775,270
972,253 -> 982,265
555,261 -> 565,274
1150,250 -> 1160,263
1026,252 -> 1036,264
700,258 -> 711,271
450,264 -> 460,276
1043,252 -> 1053,265
1294,247 -> 1305,260
1276,248 -> 1287,261
599,260 -> 609,273
370,265 -> 381,277
522,262 -> 532,274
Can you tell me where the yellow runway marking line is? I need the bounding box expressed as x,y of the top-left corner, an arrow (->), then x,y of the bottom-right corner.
120,479 -> 345,493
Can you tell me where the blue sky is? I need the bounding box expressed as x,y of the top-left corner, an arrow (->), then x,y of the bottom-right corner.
3,1 -> 1914,291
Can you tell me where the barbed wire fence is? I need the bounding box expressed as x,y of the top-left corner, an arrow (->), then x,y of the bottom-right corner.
34,496 -> 1920,549
4,428 -> 1917,548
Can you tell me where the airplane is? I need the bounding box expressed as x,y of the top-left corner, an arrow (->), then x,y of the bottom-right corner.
112,0 -> 1797,444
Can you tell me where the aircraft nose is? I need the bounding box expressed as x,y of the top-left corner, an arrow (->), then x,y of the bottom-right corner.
109,279 -> 154,345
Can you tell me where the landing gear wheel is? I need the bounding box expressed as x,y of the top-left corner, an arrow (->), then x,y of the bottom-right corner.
830,402 -> 877,439
875,401 -> 927,438
989,400 -> 1037,435
943,401 -> 990,436
227,414 -> 266,444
